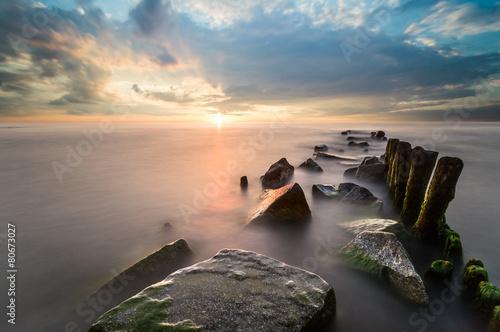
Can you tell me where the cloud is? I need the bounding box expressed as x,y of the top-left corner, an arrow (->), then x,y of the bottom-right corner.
405,1 -> 500,39
129,0 -> 174,35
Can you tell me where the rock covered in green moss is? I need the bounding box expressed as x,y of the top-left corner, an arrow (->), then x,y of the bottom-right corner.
427,260 -> 454,280
475,281 -> 500,315
465,258 -> 485,270
247,182 -> 311,225
464,265 -> 489,292
90,249 -> 336,332
442,229 -> 463,262
340,231 -> 428,305
412,157 -> 464,242
490,306 -> 500,332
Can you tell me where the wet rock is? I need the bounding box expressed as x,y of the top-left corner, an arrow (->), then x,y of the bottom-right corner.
490,306 -> 500,332
339,218 -> 405,235
247,182 -> 311,225
90,249 -> 336,332
298,158 -> 323,172
359,142 -> 370,147
347,137 -> 363,141
341,131 -> 349,135
340,186 -> 383,210
355,163 -> 388,181
240,176 -> 248,189
312,184 -> 343,199
338,182 -> 359,195
360,156 -> 381,166
413,157 -> 464,241
475,281 -> 500,315
314,144 -> 329,152
371,131 -> 386,139
261,157 -> 294,189
348,141 -> 369,148
343,167 -> 358,177
340,231 -> 429,305
426,260 -> 454,281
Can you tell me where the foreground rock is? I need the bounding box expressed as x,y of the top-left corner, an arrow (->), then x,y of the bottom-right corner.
90,249 -> 336,332
340,231 -> 429,305
340,186 -> 383,210
339,219 -> 405,235
298,158 -> 323,172
247,182 -> 311,225
87,239 -> 194,322
261,157 -> 294,189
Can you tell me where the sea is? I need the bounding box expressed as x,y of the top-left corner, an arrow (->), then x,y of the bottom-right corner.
0,120 -> 499,332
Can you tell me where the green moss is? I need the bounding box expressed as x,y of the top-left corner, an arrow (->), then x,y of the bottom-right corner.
465,258 -> 485,270
475,282 -> 500,315
443,229 -> 463,262
294,289 -> 313,306
89,293 -> 203,332
490,306 -> 500,332
464,265 -> 489,291
427,260 -> 454,280
340,249 -> 387,279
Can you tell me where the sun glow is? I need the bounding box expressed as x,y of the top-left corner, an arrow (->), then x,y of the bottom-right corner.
214,112 -> 223,130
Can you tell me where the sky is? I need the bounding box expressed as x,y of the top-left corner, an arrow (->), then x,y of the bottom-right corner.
0,0 -> 499,122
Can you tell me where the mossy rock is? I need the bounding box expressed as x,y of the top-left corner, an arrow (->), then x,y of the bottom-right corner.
426,260 -> 454,280
442,229 -> 463,262
464,265 -> 489,291
475,282 -> 500,315
490,306 -> 500,332
465,258 -> 484,271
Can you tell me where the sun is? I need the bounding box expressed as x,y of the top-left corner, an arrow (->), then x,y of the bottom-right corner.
214,112 -> 223,130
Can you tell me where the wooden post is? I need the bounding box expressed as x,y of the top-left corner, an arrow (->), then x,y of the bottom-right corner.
400,147 -> 439,227
413,157 -> 464,241
388,141 -> 412,208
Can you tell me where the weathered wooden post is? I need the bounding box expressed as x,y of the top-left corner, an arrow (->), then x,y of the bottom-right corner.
413,157 -> 464,241
388,141 -> 412,208
385,138 -> 400,167
400,147 -> 439,227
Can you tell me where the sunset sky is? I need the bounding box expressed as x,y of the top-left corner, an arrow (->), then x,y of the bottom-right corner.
0,0 -> 499,122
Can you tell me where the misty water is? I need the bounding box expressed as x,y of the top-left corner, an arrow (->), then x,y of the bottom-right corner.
1,121 -> 499,332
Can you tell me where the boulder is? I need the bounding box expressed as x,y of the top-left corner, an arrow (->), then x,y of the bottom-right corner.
355,163 -> 388,181
426,260 -> 454,281
298,158 -> 323,172
338,182 -> 359,195
348,141 -> 369,148
89,249 -> 336,332
340,231 -> 429,305
475,281 -> 500,315
87,239 -> 194,320
341,131 -> 349,135
360,156 -> 381,166
340,186 -> 383,210
314,144 -> 328,152
339,219 -> 405,235
247,182 -> 311,225
261,158 -> 294,189
343,167 -> 358,177
359,142 -> 370,147
347,137 -> 363,141
312,184 -> 343,199
372,131 -> 386,139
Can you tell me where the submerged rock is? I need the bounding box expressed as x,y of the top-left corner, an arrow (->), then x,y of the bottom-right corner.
339,218 -> 405,235
426,260 -> 454,281
340,231 -> 429,305
355,163 -> 388,181
343,167 -> 358,177
89,249 -> 336,332
247,182 -> 311,225
372,131 -> 386,139
340,186 -> 383,210
298,158 -> 324,172
312,184 -> 343,199
360,156 -> 381,166
314,144 -> 328,152
338,182 -> 359,195
261,157 -> 294,189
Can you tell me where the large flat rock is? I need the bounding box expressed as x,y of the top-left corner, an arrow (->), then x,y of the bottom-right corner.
90,249 -> 336,332
247,182 -> 311,225
340,231 -> 428,305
